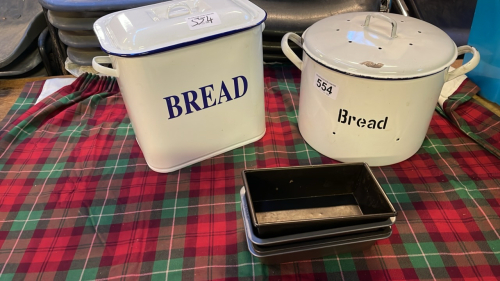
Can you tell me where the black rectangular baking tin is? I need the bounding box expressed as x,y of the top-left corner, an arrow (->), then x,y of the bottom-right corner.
242,163 -> 397,238
240,187 -> 395,246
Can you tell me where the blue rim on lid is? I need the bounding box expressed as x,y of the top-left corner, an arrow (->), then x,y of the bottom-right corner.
93,0 -> 267,57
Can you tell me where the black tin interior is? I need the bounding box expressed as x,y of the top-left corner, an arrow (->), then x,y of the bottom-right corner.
240,187 -> 395,246
242,163 -> 397,238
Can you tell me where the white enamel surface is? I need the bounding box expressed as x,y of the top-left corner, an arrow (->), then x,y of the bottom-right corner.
302,12 -> 458,79
92,56 -> 118,77
99,27 -> 265,173
445,45 -> 481,82
281,33 -> 303,70
281,12 -> 480,166
94,0 -> 266,55
298,53 -> 447,166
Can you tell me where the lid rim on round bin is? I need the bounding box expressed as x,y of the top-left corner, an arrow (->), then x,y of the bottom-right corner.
93,0 -> 267,58
301,12 -> 458,80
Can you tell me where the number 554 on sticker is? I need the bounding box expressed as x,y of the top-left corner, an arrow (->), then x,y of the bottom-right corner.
314,73 -> 339,100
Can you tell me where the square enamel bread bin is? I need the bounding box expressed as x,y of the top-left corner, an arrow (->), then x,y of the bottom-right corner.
92,0 -> 267,173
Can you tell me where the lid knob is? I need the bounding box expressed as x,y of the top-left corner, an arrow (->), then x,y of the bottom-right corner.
167,2 -> 192,18
363,13 -> 398,38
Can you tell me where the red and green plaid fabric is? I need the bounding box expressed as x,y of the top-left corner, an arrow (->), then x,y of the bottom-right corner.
0,65 -> 499,281
438,81 -> 500,158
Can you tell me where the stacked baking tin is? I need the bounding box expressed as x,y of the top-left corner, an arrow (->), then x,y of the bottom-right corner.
39,0 -> 167,67
47,10 -> 108,66
240,163 -> 397,264
250,0 -> 383,62
0,0 -> 48,77
40,0 -> 383,66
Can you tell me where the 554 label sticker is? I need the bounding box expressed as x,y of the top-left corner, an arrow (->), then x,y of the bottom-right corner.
314,73 -> 339,100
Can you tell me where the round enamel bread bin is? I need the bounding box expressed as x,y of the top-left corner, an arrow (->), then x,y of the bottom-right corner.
92,0 -> 267,173
281,12 -> 480,166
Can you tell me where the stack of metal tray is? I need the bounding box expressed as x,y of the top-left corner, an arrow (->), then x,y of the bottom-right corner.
240,163 -> 397,264
250,0 -> 384,62
39,0 -> 169,67
46,10 -> 108,66
40,0 -> 386,67
0,0 -> 48,77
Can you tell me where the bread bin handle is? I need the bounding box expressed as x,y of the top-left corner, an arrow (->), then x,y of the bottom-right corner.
92,56 -> 119,78
446,46 -> 480,82
281,32 -> 303,70
167,2 -> 192,18
363,13 -> 398,38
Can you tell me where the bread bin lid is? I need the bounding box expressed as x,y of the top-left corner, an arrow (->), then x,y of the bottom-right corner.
302,12 -> 458,79
94,0 -> 267,57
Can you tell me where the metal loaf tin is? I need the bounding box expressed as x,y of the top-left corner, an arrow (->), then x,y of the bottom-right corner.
245,227 -> 392,264
242,163 -> 397,238
241,203 -> 392,264
239,187 -> 395,246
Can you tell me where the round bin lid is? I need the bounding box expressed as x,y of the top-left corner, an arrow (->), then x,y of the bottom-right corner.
301,12 -> 458,79
94,0 -> 266,57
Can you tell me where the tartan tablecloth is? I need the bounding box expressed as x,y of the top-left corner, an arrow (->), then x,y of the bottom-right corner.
0,64 -> 499,280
